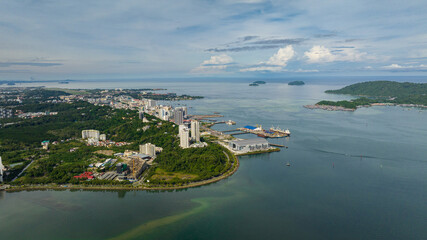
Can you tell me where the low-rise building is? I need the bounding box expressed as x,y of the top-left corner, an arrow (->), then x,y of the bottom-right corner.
229,138 -> 270,152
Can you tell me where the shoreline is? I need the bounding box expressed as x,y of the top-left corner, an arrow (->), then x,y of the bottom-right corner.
4,153 -> 240,193
304,103 -> 427,112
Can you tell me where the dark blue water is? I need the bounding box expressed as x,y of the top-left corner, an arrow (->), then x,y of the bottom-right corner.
1,78 -> 426,240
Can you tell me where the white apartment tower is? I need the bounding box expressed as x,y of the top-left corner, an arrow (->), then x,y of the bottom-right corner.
191,120 -> 200,142
140,143 -> 156,157
0,156 -> 4,182
82,130 -> 100,141
179,125 -> 190,148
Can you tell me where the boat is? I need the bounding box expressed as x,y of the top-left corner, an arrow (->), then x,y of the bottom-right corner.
286,162 -> 290,166
270,126 -> 291,136
226,120 -> 236,125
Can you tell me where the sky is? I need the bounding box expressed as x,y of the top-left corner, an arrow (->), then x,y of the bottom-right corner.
0,0 -> 426,80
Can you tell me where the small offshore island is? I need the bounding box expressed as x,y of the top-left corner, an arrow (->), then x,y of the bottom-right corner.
305,81 -> 427,111
288,80 -> 305,86
0,86 -> 282,192
249,80 -> 266,86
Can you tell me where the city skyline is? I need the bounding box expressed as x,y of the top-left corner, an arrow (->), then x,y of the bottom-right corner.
0,0 -> 426,80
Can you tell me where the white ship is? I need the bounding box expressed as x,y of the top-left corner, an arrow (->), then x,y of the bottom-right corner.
226,120 -> 236,125
270,126 -> 291,136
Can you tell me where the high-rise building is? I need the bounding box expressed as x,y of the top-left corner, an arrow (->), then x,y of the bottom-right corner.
191,120 -> 200,142
139,110 -> 144,120
174,108 -> 184,125
82,130 -> 100,141
140,143 -> 156,157
0,156 -> 4,182
179,125 -> 190,148
147,99 -> 156,108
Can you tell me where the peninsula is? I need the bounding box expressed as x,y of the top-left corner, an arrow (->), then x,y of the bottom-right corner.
0,87 -> 237,191
304,81 -> 427,111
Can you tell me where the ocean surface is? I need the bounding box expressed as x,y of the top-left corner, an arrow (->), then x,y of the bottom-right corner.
1,77 -> 426,240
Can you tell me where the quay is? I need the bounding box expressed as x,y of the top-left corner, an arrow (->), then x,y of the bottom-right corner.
270,143 -> 287,148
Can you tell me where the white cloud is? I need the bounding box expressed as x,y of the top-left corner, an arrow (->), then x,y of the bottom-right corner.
201,54 -> 233,65
304,46 -> 335,63
304,45 -> 368,63
240,66 -> 283,72
240,45 -> 295,72
191,54 -> 233,74
266,45 -> 295,67
382,63 -> 427,71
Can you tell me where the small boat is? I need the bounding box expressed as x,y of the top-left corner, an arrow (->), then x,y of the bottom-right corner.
286,162 -> 290,166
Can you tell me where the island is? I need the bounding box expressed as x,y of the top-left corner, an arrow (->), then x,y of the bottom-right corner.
288,81 -> 305,86
249,80 -> 266,86
304,81 -> 427,111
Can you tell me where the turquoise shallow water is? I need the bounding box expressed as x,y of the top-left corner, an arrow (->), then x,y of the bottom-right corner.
1,79 -> 426,240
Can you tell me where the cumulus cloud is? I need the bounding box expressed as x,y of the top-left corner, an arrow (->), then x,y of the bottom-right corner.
266,45 -> 295,66
240,45 -> 295,72
304,45 -> 367,63
240,66 -> 283,72
191,54 -> 233,73
201,54 -> 233,66
381,63 -> 427,71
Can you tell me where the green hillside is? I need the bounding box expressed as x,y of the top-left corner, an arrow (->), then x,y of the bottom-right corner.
325,81 -> 427,98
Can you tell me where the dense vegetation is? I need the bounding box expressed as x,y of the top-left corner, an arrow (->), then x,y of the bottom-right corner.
288,81 -> 305,86
148,144 -> 230,185
317,81 -> 427,108
1,99 -> 229,186
317,98 -> 376,109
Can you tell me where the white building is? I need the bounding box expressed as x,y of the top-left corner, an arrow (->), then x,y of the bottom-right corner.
179,125 -> 190,148
0,156 -> 4,182
100,134 -> 107,141
140,143 -> 156,157
191,120 -> 200,142
82,130 -> 100,141
147,99 -> 156,108
229,138 -> 270,152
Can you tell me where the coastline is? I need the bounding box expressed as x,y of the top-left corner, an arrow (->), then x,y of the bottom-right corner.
4,153 -> 240,193
304,103 -> 427,112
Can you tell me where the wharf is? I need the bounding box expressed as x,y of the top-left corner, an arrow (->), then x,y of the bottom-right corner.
270,143 -> 288,148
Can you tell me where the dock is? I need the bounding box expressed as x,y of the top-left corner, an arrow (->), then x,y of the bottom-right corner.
221,129 -> 240,133
270,143 -> 287,148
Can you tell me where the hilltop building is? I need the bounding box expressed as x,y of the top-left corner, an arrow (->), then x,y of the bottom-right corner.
191,120 -> 200,142
82,130 -> 100,141
140,143 -> 156,157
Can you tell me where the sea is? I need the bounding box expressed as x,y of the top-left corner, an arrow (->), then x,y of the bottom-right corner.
0,76 -> 426,240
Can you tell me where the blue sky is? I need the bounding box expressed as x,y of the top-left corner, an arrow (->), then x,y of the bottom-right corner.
0,0 -> 426,80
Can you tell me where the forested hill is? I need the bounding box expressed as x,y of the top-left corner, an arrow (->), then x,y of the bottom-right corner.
325,81 -> 427,98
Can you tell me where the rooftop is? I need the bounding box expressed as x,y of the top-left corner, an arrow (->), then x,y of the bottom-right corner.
230,138 -> 268,145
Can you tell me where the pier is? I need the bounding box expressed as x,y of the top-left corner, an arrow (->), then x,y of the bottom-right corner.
270,143 -> 287,148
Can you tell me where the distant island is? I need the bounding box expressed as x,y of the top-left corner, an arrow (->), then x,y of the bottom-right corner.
288,81 -> 305,86
305,81 -> 427,111
249,80 -> 266,86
